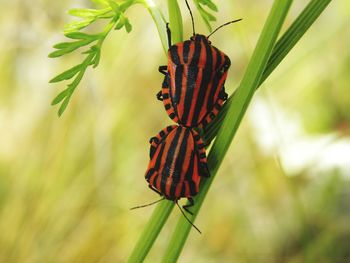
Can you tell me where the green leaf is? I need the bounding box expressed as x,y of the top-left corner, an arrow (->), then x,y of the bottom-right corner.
198,7 -> 216,21
199,0 -> 218,12
58,95 -> 71,117
124,18 -> 132,32
64,32 -> 99,40
92,49 -> 101,67
107,0 -> 120,13
51,88 -> 70,105
168,0 -> 183,44
115,19 -> 124,30
68,8 -> 103,18
49,64 -> 82,83
192,0 -> 218,31
92,0 -> 110,7
49,0 -> 139,116
64,18 -> 95,34
82,45 -> 98,54
52,42 -> 72,49
49,39 -> 97,58
48,49 -> 68,58
143,0 -> 168,53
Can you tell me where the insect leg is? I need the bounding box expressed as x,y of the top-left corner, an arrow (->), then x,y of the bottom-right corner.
149,125 -> 176,158
192,130 -> 210,178
183,197 -> 194,215
159,75 -> 180,123
148,185 -> 163,196
200,88 -> 228,128
158,65 -> 167,75
219,87 -> 228,101
149,125 -> 177,146
156,91 -> 163,101
156,71 -> 168,101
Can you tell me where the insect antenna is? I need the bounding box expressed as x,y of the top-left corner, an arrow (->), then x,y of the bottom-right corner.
130,197 -> 165,210
176,201 -> 202,234
185,0 -> 196,36
207,19 -> 242,39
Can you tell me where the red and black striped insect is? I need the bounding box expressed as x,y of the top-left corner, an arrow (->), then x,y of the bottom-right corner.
132,125 -> 208,233
145,125 -> 208,202
157,1 -> 242,128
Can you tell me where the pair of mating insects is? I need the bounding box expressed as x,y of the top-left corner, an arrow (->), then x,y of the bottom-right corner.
132,1 -> 241,233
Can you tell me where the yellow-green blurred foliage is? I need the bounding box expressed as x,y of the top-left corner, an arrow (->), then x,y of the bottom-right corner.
0,0 -> 349,262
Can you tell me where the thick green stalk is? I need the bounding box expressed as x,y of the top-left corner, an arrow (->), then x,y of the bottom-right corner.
162,0 -> 293,261
127,1 -> 183,262
143,0 -> 168,53
127,201 -> 174,262
203,0 -> 333,143
129,0 -> 333,261
167,0 -> 183,44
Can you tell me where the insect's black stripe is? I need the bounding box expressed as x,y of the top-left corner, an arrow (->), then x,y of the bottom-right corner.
183,41 -> 191,64
145,168 -> 154,180
169,46 -> 180,65
191,37 -> 202,66
207,73 -> 222,112
160,127 -> 182,194
174,65 -> 183,104
184,150 -> 195,183
180,183 -> 186,197
172,128 -> 190,182
215,47 -> 222,69
162,75 -> 169,90
206,48 -> 223,113
188,181 -> 197,196
181,40 -> 201,124
191,38 -> 213,125
153,173 -> 159,187
214,103 -> 222,110
169,180 -> 177,199
166,125 -> 175,132
149,146 -> 156,159
199,152 -> 206,159
153,140 -> 166,172
169,128 -> 190,198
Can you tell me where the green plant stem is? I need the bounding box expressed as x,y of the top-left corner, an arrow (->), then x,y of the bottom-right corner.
127,2 -> 183,262
162,0 -> 293,260
96,20 -> 115,48
127,201 -> 174,263
167,0 -> 183,44
128,0 -> 333,261
143,0 -> 168,53
203,0 -> 333,143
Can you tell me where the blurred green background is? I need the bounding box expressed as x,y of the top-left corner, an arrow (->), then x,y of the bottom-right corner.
0,0 -> 349,262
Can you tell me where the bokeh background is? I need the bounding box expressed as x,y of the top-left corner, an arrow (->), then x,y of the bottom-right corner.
0,0 -> 349,262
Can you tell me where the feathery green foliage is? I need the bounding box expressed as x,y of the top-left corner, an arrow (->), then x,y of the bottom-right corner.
192,0 -> 218,31
49,0 -> 139,116
49,0 -> 219,117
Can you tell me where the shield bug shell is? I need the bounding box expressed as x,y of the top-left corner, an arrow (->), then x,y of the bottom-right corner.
157,1 -> 241,128
145,125 -> 208,203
